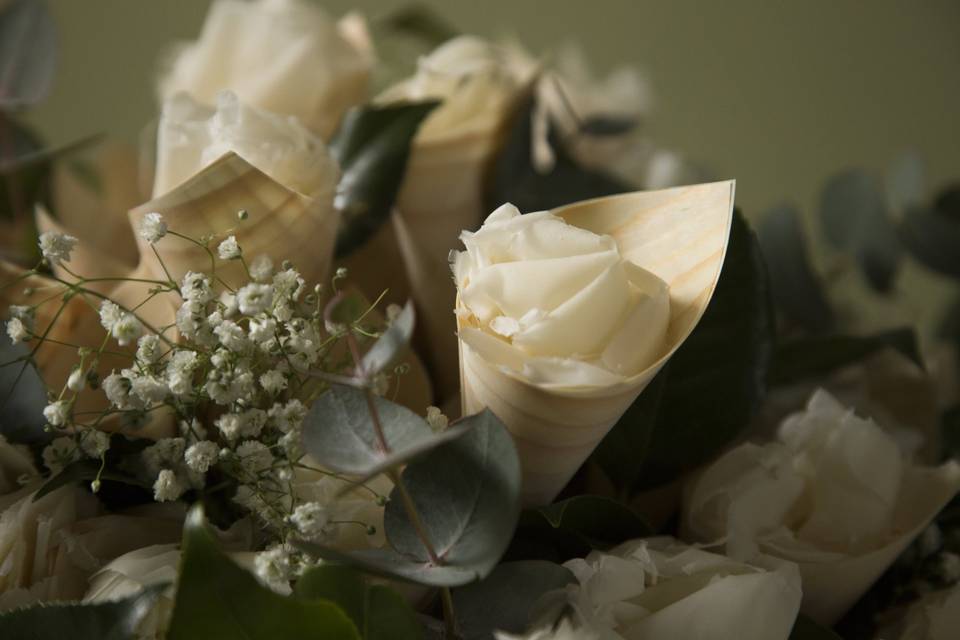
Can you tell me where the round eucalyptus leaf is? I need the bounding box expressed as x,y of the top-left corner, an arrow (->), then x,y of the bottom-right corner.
360,300 -> 415,376
0,0 -> 57,108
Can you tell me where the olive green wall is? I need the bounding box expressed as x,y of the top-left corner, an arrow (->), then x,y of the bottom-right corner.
28,0 -> 960,218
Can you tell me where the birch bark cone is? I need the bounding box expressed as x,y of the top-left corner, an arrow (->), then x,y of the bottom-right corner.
458,181 -> 736,505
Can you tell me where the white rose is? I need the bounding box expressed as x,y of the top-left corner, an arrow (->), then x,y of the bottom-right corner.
84,544 -> 180,640
153,90 -> 339,198
683,389 -> 960,625
0,487 -> 184,610
158,0 -> 371,139
453,203 -> 670,387
0,435 -> 38,496
547,536 -> 801,640
887,585 -> 960,640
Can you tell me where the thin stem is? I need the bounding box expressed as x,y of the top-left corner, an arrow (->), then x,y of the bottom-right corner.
441,587 -> 458,639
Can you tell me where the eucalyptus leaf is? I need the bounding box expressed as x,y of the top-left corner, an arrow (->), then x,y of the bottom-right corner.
508,495 -> 652,563
594,211 -> 774,492
819,169 -> 901,292
360,300 -> 415,375
769,327 -> 921,387
757,204 -> 835,333
486,92 -> 630,214
452,561 -> 576,639
0,0 -> 57,108
0,340 -> 48,444
330,102 -> 438,258
380,4 -> 458,46
302,383 -> 471,483
886,151 -> 925,212
0,584 -> 166,640
578,115 -> 638,137
789,614 -> 843,639
167,506 -> 361,640
941,405 -> 960,462
297,410 -> 522,587
295,564 -> 422,640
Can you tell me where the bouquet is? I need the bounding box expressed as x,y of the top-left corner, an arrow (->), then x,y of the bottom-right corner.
0,1 -> 958,639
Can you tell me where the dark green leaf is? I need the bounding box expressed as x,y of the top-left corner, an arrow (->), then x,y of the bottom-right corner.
819,169 -> 901,292
380,4 -> 458,46
331,102 -> 438,258
295,564 -> 422,640
452,561 -> 576,639
899,205 -> 960,279
578,116 -> 638,137
0,340 -> 48,443
0,0 -> 57,108
0,584 -> 166,640
302,384 -> 472,484
942,405 -> 960,462
33,458 -> 148,501
486,92 -> 630,214
361,300 -> 415,375
789,614 -> 842,639
769,328 -> 921,387
757,204 -> 835,333
508,496 -> 652,563
298,410 -> 522,587
595,211 -> 774,491
167,506 -> 361,640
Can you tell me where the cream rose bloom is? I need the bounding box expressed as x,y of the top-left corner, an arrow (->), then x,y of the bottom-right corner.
157,0 -> 372,139
84,544 -> 180,640
0,435 -> 38,496
545,536 -> 801,640
0,487 -> 184,610
453,203 -> 669,387
153,90 -> 339,198
683,389 -> 960,625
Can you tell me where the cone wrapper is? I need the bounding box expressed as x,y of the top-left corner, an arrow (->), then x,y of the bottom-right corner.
458,180 -> 736,505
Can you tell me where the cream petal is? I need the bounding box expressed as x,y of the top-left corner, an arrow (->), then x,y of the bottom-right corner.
601,265 -> 670,375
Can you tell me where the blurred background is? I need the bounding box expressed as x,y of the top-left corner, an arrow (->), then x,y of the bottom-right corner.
16,0 -> 960,338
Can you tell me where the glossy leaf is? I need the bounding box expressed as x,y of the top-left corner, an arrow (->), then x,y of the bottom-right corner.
769,327 -> 921,387
167,506 -> 361,640
0,340 -> 49,444
0,0 -> 57,108
452,561 -> 576,639
295,564 -> 422,640
485,92 -> 630,214
819,169 -> 901,292
507,495 -> 652,563
757,203 -> 835,333
899,186 -> 960,279
595,211 -> 774,491
0,584 -> 165,640
298,410 -> 522,587
302,384 -> 472,483
360,300 -> 415,375
331,102 -> 438,258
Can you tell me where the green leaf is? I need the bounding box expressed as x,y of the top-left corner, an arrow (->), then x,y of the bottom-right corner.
298,410 -> 522,587
33,458 -> 148,501
331,102 -> 439,259
769,327 -> 921,387
757,204 -> 835,333
452,561 -> 576,639
167,505 -> 361,640
886,151 -> 925,212
379,4 -> 458,46
899,185 -> 960,279
302,384 -> 472,483
942,405 -> 960,462
819,169 -> 901,292
361,300 -> 415,375
0,0 -> 57,108
0,584 -> 166,640
485,92 -> 630,214
0,340 -> 49,444
789,614 -> 843,639
595,211 -> 775,492
295,564 -> 422,640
